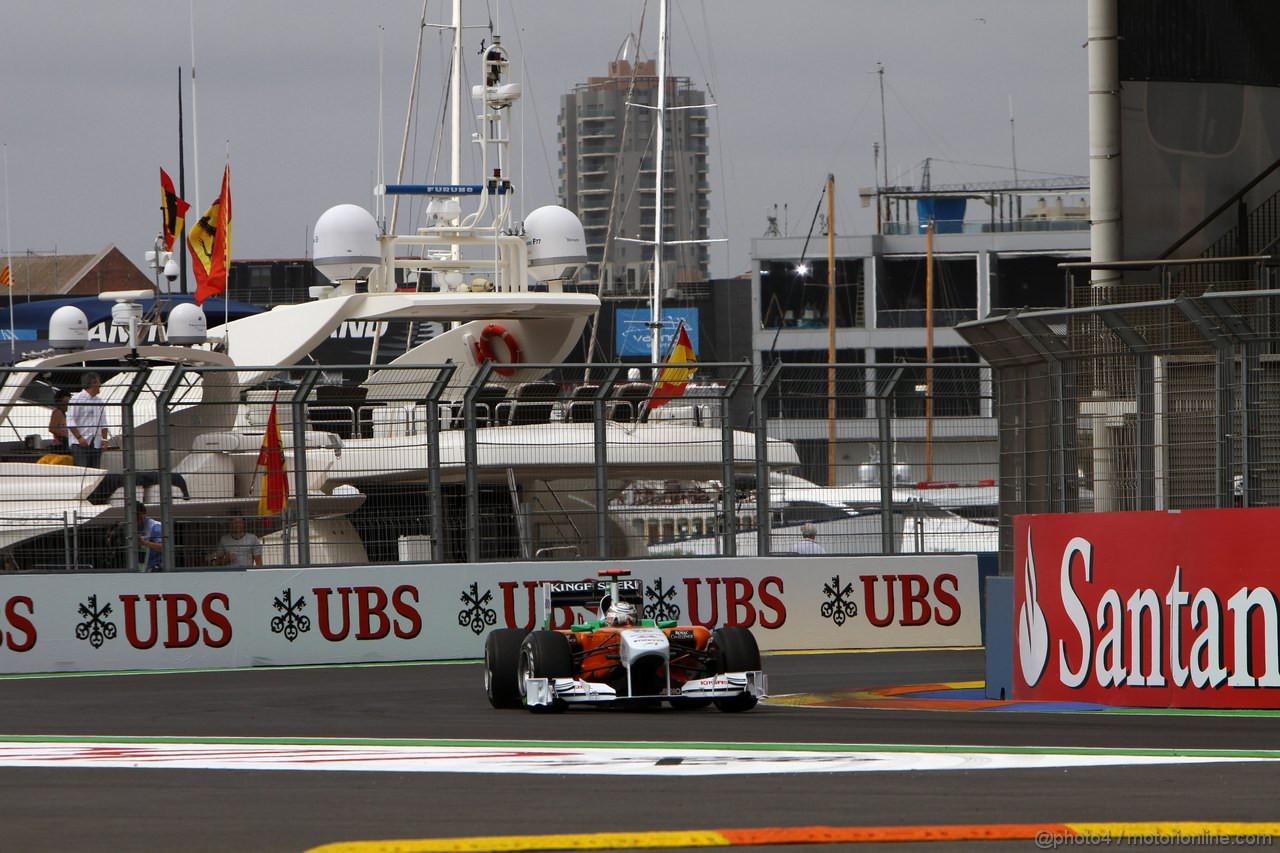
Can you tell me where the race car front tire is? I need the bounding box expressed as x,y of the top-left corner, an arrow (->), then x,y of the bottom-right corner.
710,626 -> 761,712
485,628 -> 528,709
520,630 -> 574,713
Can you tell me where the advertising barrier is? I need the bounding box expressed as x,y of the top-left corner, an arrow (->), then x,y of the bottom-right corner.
1014,509 -> 1280,709
0,555 -> 979,674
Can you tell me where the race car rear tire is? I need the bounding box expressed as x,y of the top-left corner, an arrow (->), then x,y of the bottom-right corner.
711,626 -> 761,712
520,630 -> 574,713
485,628 -> 528,709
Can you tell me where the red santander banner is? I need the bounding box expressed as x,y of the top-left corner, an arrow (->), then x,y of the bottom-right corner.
1014,509 -> 1280,708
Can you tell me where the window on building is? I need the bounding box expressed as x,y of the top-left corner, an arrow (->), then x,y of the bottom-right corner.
762,350 -> 867,420
991,255 -> 1070,309
760,259 -> 864,329
878,256 -> 977,328
873,347 -> 981,418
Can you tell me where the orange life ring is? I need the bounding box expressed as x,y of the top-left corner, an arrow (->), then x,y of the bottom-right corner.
471,323 -> 522,376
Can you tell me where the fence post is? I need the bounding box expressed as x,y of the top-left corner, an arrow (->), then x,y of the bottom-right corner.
463,363 -> 496,562
1133,354 -> 1155,510
594,366 -> 622,559
719,364 -> 750,557
876,366 -> 906,555
424,364 -> 455,562
291,368 -> 322,566
1175,295 -> 1235,508
119,367 -> 150,571
1242,342 -> 1260,507
154,365 -> 190,573
753,361 -> 783,557
1201,290 -> 1264,509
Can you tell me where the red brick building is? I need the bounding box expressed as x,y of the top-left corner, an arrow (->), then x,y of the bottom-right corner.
3,246 -> 154,297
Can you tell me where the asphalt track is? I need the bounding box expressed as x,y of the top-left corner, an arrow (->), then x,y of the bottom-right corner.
2,649 -> 1279,852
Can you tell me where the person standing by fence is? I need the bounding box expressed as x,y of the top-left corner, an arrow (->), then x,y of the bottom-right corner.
47,389 -> 72,453
209,512 -> 264,567
134,503 -> 164,572
67,373 -> 108,468
794,522 -> 825,555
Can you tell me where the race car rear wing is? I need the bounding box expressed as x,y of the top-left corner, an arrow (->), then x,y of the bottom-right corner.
539,573 -> 643,629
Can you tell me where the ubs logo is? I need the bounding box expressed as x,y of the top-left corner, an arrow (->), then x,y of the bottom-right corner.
821,576 -> 858,626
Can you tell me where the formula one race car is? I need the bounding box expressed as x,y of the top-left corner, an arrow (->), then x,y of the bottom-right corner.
485,569 -> 767,712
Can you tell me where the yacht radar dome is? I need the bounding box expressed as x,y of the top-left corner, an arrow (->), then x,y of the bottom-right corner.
165,302 -> 208,344
524,205 -> 587,282
313,204 -> 380,283
48,306 -> 89,350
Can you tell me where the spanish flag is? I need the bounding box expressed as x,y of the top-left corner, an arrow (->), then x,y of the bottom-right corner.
160,168 -> 190,253
256,399 -> 289,517
188,164 -> 232,305
648,321 -> 697,409
0,265 -> 9,287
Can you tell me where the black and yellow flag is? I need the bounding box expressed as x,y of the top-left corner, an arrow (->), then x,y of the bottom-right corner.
160,168 -> 189,252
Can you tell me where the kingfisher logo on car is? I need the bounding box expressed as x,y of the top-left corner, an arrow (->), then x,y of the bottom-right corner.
549,580 -> 642,596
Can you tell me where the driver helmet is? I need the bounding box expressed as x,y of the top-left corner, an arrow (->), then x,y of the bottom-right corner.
605,600 -> 637,627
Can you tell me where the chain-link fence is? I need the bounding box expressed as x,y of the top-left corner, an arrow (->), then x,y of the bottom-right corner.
958,268 -> 1280,573
0,358 -> 998,572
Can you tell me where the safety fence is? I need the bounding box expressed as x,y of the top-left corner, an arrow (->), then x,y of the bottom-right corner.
0,358 -> 997,572
958,277 -> 1280,572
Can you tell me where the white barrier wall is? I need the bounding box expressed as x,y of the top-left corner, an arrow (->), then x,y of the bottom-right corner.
0,555 -> 980,674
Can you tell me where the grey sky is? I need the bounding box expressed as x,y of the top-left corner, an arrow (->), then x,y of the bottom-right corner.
1,1 -> 1086,279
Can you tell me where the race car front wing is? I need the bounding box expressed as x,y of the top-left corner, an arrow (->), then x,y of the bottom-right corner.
523,670 -> 767,707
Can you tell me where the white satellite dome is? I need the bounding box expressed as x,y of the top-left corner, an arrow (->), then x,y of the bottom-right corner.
49,305 -> 89,350
313,204 -> 381,283
524,205 -> 586,282
166,302 -> 208,344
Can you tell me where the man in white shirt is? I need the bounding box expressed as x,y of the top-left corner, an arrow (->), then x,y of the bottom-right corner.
67,372 -> 109,468
209,513 -> 263,567
794,522 -> 825,555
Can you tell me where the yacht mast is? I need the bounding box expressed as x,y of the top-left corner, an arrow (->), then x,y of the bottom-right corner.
450,0 -> 463,263
825,174 -> 837,486
650,0 -> 669,366
389,0 -> 430,235
925,218 -> 935,481
450,0 -> 463,188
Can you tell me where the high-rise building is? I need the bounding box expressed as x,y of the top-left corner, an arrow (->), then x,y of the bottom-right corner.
558,59 -> 710,297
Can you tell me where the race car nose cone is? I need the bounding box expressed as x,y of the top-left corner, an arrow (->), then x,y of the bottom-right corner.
619,627 -> 670,668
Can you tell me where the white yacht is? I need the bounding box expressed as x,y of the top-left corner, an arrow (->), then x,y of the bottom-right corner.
636,472 -> 998,557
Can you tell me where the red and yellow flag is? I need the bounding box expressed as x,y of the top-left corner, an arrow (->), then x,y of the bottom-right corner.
0,265 -> 10,287
256,399 -> 289,517
648,322 -> 697,409
188,164 -> 232,305
160,168 -> 190,253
